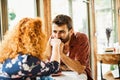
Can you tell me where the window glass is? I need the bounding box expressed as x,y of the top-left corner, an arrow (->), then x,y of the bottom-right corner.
51,0 -> 69,20
95,0 -> 117,53
8,0 -> 36,30
72,0 -> 88,34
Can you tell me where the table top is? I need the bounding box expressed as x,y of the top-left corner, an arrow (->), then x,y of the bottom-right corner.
97,53 -> 120,64
52,71 -> 80,80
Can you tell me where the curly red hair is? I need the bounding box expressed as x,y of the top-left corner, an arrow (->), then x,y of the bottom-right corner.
0,17 -> 47,62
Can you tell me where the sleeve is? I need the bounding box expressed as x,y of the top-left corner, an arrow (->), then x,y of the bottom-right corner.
1,54 -> 59,78
75,33 -> 90,66
21,55 -> 60,76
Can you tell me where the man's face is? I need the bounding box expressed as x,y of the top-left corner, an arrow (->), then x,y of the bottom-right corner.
52,24 -> 73,43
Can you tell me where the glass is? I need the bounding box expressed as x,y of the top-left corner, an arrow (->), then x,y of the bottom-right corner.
7,0 -> 36,30
94,0 -> 117,53
51,0 -> 69,20
72,0 -> 88,34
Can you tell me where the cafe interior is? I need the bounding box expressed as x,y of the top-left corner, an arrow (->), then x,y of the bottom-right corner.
0,0 -> 120,80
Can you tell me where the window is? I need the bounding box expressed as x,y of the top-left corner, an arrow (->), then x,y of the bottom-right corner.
94,0 -> 118,79
51,0 -> 89,35
72,0 -> 88,34
51,0 -> 69,19
7,0 -> 36,30
95,0 -> 117,53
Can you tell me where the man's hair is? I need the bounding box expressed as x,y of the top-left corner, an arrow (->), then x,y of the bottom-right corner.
52,14 -> 73,31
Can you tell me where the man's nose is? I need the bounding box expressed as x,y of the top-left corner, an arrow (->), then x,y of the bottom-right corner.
56,33 -> 61,38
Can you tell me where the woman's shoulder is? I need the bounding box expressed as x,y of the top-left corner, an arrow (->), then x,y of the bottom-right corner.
2,53 -> 40,68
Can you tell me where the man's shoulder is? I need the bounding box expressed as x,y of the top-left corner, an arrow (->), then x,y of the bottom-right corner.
74,32 -> 88,39
71,32 -> 89,43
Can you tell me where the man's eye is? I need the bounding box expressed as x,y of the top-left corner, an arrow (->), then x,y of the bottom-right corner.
60,31 -> 65,33
53,31 -> 57,33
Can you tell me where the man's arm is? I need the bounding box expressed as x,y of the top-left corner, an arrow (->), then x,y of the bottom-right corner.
60,52 -> 86,74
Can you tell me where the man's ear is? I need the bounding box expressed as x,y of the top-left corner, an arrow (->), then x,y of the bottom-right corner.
69,28 -> 74,36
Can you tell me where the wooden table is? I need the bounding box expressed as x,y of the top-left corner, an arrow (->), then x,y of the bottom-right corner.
97,53 -> 120,79
97,53 -> 120,64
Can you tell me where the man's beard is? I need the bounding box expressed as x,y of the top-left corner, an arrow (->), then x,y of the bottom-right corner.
59,35 -> 70,43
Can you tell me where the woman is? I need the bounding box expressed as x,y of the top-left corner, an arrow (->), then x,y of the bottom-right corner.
0,17 -> 63,80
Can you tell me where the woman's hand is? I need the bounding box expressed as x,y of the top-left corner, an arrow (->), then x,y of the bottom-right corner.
50,38 -> 62,46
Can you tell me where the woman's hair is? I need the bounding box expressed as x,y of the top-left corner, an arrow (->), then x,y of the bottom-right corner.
0,17 -> 47,62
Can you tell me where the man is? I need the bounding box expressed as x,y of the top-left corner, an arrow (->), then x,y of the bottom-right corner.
48,14 -> 93,80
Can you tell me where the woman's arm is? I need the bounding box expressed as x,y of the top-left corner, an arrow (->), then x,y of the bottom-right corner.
50,38 -> 63,63
1,54 -> 60,78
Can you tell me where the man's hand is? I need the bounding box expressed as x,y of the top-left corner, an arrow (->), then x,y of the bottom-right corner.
60,52 -> 86,74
